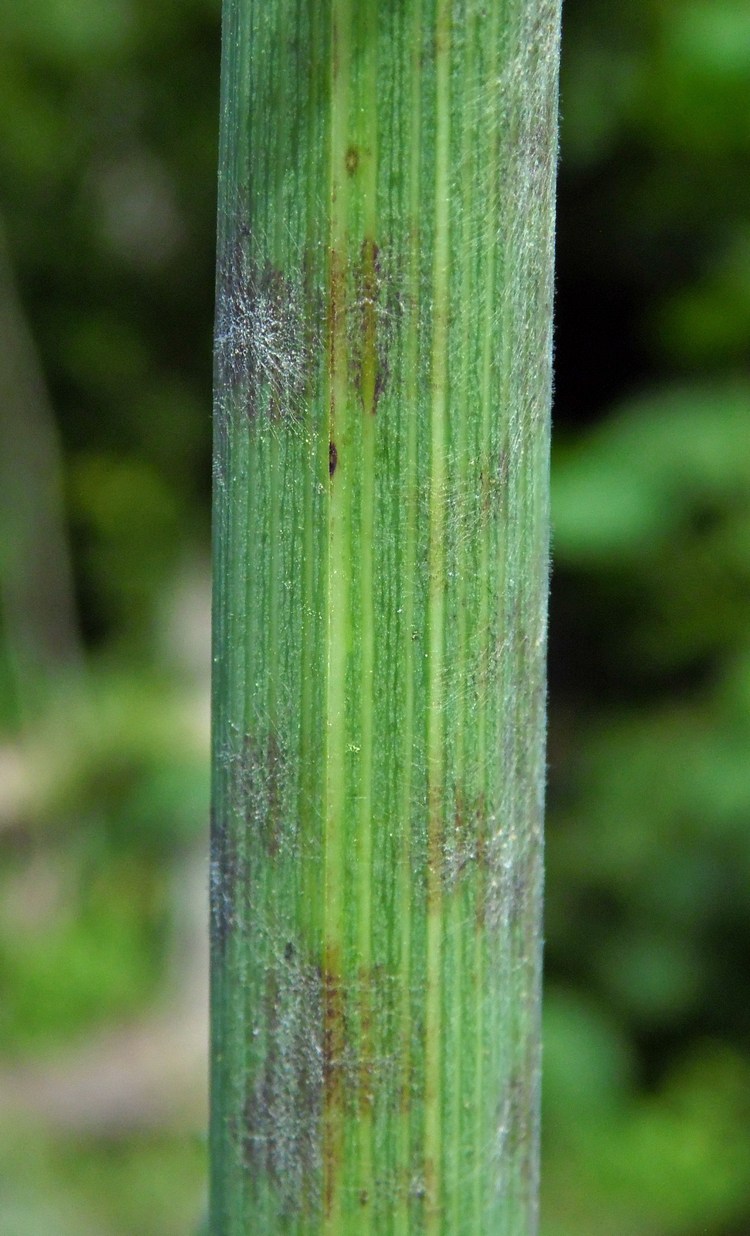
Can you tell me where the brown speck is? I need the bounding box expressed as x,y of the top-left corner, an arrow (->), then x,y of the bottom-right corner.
345,145 -> 359,175
329,440 -> 338,477
359,1189 -> 369,1207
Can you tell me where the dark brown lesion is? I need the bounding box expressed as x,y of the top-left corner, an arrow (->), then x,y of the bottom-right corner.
344,238 -> 404,416
326,236 -> 405,423
327,244 -> 348,458
353,237 -> 381,415
329,440 -> 338,477
322,967 -> 345,1099
345,144 -> 360,176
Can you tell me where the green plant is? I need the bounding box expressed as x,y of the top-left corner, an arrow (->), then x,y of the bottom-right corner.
210,2 -> 561,1231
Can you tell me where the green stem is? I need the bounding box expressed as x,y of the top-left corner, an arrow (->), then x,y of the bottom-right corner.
211,2 -> 561,1232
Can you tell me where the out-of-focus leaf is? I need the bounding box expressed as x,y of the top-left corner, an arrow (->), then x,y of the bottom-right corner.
553,383 -> 750,560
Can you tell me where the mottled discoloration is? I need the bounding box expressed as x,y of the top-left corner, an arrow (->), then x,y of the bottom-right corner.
442,789 -> 489,892
322,967 -> 346,1099
214,232 -> 321,425
480,824 -> 542,941
325,236 -> 404,416
493,1062 -> 541,1209
209,803 -> 247,953
237,952 -> 407,1218
425,799 -> 445,911
348,238 -> 397,414
242,947 -> 324,1218
357,962 -> 374,1115
225,730 -> 294,859
322,962 -> 345,1218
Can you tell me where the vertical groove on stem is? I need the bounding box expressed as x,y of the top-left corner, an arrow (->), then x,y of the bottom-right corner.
395,2 -> 422,1230
324,2 -> 351,1229
356,8 -> 378,1225
425,3 -> 451,1227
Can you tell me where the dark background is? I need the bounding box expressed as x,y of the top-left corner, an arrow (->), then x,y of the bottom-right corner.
1,1 -> 749,1231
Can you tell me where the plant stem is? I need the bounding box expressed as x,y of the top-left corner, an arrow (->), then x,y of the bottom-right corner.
211,2 -> 561,1232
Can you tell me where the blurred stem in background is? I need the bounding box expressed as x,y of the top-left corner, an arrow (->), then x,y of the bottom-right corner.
210,1 -> 560,1232
0,219 -> 81,729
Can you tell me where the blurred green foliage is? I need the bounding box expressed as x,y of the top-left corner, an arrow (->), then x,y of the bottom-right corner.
0,0 -> 749,1232
542,1 -> 750,1231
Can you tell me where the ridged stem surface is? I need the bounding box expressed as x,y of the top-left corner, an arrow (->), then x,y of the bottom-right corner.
210,2 -> 561,1232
